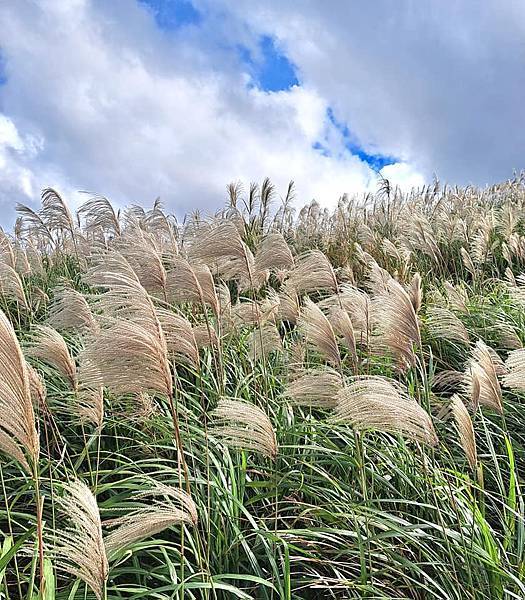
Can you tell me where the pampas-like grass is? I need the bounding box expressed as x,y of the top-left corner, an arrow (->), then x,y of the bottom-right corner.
443,281 -> 469,313
156,308 -> 199,367
333,376 -> 438,446
47,286 -> 97,333
464,340 -> 503,413
328,307 -> 358,366
450,394 -> 477,469
0,261 -> 28,308
118,231 -> 167,298
16,202 -> 54,247
27,364 -> 47,411
26,325 -> 77,391
277,285 -> 300,324
283,368 -> 343,408
165,256 -> 219,315
371,277 -> 421,369
104,483 -> 197,556
41,188 -> 76,236
52,479 -> 108,600
193,323 -> 219,349
78,194 -> 121,237
254,232 -> 294,274
210,398 -> 277,459
503,348 -> 525,391
0,309 -> 39,471
408,272 -> 423,313
286,250 -> 338,295
299,299 -> 341,370
426,307 -> 470,345
248,323 -> 282,361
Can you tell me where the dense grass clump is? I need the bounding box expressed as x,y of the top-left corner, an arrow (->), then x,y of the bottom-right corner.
1,176 -> 525,599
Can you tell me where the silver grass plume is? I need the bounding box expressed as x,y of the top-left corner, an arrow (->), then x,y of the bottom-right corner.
27,364 -> 47,411
210,398 -> 277,459
0,261 -> 28,308
286,250 -> 338,295
503,348 -> 525,391
298,299 -> 342,370
26,325 -> 77,391
426,307 -> 470,345
254,232 -> 294,274
193,323 -> 219,349
283,368 -> 343,408
41,188 -> 76,237
81,253 -> 173,399
320,284 -> 372,347
408,272 -> 423,313
47,286 -> 97,333
372,277 -> 421,369
156,308 -> 199,367
104,482 -> 197,557
450,394 -> 477,469
333,376 -> 438,446
0,310 -> 39,472
165,256 -> 219,315
277,285 -> 301,324
443,281 -> 469,313
78,194 -> 121,237
52,480 -> 108,600
328,306 -> 358,367
464,340 -> 503,413
248,323 -> 282,361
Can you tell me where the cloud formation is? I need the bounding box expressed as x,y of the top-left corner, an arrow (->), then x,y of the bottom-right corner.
0,0 -> 522,225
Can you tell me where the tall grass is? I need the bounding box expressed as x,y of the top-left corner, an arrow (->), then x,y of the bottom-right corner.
1,175 -> 525,598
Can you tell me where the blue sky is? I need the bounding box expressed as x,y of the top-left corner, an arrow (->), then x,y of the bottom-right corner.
0,0 -> 523,222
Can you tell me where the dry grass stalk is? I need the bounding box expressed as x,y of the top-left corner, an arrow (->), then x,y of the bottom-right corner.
248,323 -> 282,361
27,364 -> 47,411
286,250 -> 338,295
118,232 -> 167,298
193,323 -> 219,349
0,261 -> 28,308
165,256 -> 219,315
0,310 -> 39,472
104,483 -> 197,556
431,369 -> 464,393
26,325 -> 77,391
426,307 -> 470,345
78,194 -> 121,237
299,299 -> 341,370
156,308 -> 199,367
277,285 -> 300,324
52,479 -> 108,600
254,232 -> 294,274
464,340 -> 503,413
408,272 -> 423,313
82,254 -> 173,399
443,281 -> 469,312
211,398 -> 277,459
503,348 -> 525,391
47,286 -> 97,333
334,376 -> 438,446
450,394 -> 477,469
41,188 -> 76,236
328,307 -> 358,367
283,368 -> 343,408
372,278 -> 421,369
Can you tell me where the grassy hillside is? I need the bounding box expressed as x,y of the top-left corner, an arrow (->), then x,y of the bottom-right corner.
1,175 -> 525,599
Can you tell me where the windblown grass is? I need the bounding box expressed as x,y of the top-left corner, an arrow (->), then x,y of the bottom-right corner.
1,175 -> 525,599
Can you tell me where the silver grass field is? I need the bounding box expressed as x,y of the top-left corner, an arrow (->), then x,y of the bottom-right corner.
1,177 -> 525,598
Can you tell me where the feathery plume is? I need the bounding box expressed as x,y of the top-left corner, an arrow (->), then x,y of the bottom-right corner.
52,480 -> 108,600
283,368 -> 343,408
26,325 -> 77,391
464,340 -> 503,413
286,250 -> 338,295
299,299 -> 341,369
426,307 -> 470,345
210,398 -> 277,459
0,261 -> 28,308
156,308 -> 199,367
165,256 -> 219,315
503,348 -> 525,391
78,194 -> 121,237
47,286 -> 97,333
328,307 -> 358,366
450,394 -> 477,469
408,272 -> 423,313
104,483 -> 197,556
27,365 -> 47,411
248,323 -> 282,361
0,310 -> 39,472
254,232 -> 294,274
372,278 -> 421,369
334,376 -> 438,446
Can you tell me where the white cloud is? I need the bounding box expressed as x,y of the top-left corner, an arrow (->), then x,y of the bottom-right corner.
203,0 -> 525,185
0,0 -> 395,226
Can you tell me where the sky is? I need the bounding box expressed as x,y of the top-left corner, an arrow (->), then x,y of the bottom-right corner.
0,0 -> 524,224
